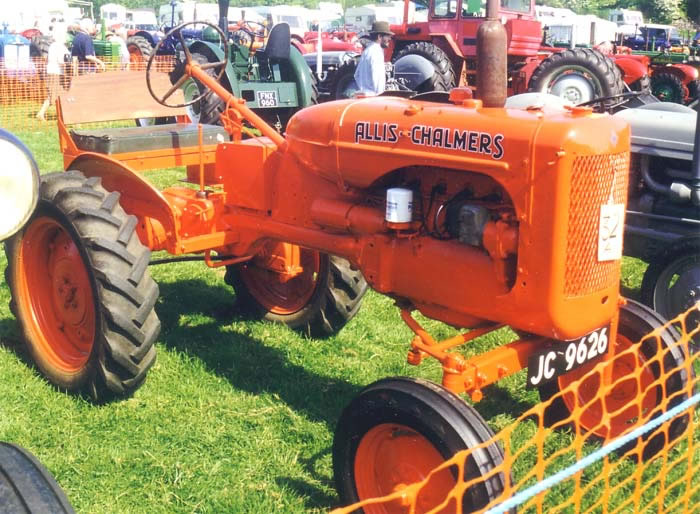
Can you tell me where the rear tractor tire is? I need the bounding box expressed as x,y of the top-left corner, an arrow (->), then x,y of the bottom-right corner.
225,247 -> 367,337
170,52 -> 226,125
4,171 -> 160,401
393,41 -> 456,92
332,59 -> 360,100
30,35 -> 51,59
126,35 -> 153,69
528,48 -> 625,105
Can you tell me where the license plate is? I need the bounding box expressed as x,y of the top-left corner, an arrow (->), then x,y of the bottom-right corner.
256,91 -> 278,107
526,325 -> 610,388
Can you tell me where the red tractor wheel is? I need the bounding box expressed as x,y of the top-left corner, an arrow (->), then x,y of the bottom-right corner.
539,300 -> 693,460
225,245 -> 367,337
4,171 -> 160,401
127,35 -> 153,69
333,377 -> 508,512
528,48 -> 624,105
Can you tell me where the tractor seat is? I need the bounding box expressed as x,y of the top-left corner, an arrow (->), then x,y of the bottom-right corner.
257,22 -> 291,62
69,123 -> 230,155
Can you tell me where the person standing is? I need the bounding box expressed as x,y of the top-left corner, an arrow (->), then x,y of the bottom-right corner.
71,18 -> 106,75
37,24 -> 70,121
353,20 -> 394,96
107,28 -> 130,70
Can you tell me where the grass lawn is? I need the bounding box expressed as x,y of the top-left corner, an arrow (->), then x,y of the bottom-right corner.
0,125 -> 697,513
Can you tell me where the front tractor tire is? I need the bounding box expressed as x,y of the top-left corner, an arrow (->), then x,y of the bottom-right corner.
528,48 -> 624,105
333,377 -> 508,512
393,42 -> 456,92
539,299 -> 693,460
5,171 -> 160,401
225,248 -> 367,337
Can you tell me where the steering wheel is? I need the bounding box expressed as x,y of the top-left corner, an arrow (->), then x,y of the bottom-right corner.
238,20 -> 269,40
146,21 -> 229,108
576,91 -> 643,113
231,21 -> 268,49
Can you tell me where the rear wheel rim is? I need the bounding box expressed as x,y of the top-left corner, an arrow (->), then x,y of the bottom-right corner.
239,244 -> 320,315
182,78 -> 202,123
18,216 -> 95,372
653,81 -> 682,103
129,47 -> 145,65
547,68 -> 599,103
558,334 -> 657,440
354,423 -> 456,514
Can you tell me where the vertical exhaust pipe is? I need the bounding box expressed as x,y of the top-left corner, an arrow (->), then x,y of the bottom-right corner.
476,0 -> 507,108
690,107 -> 700,205
218,0 -> 230,39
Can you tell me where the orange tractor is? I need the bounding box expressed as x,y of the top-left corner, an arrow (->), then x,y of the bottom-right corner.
4,5 -> 694,510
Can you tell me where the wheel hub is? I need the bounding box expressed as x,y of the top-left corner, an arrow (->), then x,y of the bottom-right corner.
668,266 -> 700,314
550,74 -> 595,103
52,261 -> 89,328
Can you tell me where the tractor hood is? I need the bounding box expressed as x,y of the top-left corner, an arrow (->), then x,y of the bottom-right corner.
614,104 -> 696,161
285,95 -> 630,192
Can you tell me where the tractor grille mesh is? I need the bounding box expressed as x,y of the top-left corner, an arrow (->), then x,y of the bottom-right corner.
565,152 -> 629,297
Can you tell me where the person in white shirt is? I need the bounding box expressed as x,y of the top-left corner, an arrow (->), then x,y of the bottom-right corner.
37,24 -> 70,121
354,21 -> 394,96
107,28 -> 131,70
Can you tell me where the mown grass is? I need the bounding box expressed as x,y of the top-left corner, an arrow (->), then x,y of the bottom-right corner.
0,125 -> 697,513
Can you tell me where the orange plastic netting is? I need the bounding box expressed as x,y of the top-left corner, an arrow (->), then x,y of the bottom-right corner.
331,305 -> 700,514
0,57 -> 176,131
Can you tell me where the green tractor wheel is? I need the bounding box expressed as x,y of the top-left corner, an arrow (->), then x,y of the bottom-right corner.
651,72 -> 686,104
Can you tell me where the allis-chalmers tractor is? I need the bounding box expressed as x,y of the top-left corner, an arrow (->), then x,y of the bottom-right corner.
4,3 -> 695,510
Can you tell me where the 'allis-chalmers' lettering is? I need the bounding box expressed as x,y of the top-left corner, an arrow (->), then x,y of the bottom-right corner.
410,125 -> 504,160
353,121 -> 504,160
354,122 -> 399,144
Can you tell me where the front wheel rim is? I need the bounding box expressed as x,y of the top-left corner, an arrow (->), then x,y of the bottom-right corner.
354,423 -> 456,513
17,216 -> 96,372
558,334 -> 657,440
653,257 -> 700,322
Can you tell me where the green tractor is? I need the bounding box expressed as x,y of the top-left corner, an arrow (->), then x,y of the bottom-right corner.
166,0 -> 316,130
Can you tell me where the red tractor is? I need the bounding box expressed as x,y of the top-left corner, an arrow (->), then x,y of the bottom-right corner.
5,8 -> 694,510
382,0 -> 698,106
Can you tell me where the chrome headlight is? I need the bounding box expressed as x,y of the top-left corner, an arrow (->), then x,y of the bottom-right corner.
0,130 -> 40,241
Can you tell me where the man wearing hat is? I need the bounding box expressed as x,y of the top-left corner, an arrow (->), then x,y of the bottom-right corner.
354,20 -> 394,96
71,18 -> 106,74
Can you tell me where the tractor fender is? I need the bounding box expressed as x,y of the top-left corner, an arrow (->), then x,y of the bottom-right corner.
187,40 -> 237,93
288,45 -> 317,107
612,55 -> 649,85
393,53 -> 435,91
665,63 -> 700,85
66,153 -> 178,251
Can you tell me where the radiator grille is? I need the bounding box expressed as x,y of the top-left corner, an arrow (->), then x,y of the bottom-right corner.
565,152 -> 629,297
